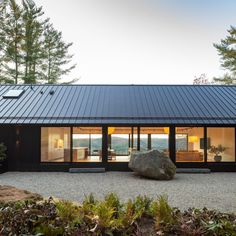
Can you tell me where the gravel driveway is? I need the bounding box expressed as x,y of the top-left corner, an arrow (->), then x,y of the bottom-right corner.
0,172 -> 236,213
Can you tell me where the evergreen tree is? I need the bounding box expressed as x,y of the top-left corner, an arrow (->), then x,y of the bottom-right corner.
21,0 -> 47,83
0,0 -> 24,84
0,0 -> 77,84
213,73 -> 235,85
214,26 -> 236,85
41,23 -> 76,84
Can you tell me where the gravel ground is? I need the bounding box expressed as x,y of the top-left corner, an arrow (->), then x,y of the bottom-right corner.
0,172 -> 236,213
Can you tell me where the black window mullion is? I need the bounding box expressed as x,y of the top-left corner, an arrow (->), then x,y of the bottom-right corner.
137,127 -> 140,151
169,126 -> 175,163
70,127 -> 73,163
204,127 -> 207,163
102,126 -> 108,167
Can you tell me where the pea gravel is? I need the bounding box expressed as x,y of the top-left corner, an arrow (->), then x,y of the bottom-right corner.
0,172 -> 235,213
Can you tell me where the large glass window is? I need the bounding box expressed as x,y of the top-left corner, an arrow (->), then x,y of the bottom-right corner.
176,127 -> 204,162
41,127 -> 71,162
108,127 -> 137,162
207,127 -> 235,162
140,134 -> 148,151
140,127 -> 169,156
72,127 -> 102,162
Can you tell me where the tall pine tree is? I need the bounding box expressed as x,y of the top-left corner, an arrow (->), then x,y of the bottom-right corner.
41,23 -> 76,84
214,26 -> 236,85
0,0 -> 77,84
0,0 -> 24,84
21,0 -> 47,83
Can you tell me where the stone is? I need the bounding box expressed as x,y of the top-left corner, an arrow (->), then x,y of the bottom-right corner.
129,149 -> 176,180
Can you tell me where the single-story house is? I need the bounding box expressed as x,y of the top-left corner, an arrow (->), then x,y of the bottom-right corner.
0,84 -> 235,172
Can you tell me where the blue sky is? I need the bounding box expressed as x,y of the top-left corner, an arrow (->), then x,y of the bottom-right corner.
35,0 -> 236,84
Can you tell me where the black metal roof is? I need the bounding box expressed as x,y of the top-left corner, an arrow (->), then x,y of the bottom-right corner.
0,84 -> 235,125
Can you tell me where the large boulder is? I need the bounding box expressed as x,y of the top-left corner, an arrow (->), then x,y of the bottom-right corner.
129,149 -> 176,180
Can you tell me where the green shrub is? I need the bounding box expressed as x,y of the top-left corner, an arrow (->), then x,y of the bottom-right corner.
133,195 -> 153,218
0,193 -> 236,235
35,224 -> 65,236
204,217 -> 236,235
92,201 -> 117,232
104,192 -> 122,213
81,193 -> 97,225
150,195 -> 176,229
56,200 -> 80,222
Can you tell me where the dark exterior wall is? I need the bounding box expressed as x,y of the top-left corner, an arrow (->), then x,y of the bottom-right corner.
0,126 -> 16,170
0,124 -> 235,172
16,126 -> 40,171
0,126 -> 41,171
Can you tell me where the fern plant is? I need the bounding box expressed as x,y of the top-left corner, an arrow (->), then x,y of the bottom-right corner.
150,195 -> 176,229
56,200 -> 81,224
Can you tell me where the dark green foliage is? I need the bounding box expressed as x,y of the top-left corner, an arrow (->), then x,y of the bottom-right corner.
209,144 -> 226,156
214,25 -> 236,85
0,194 -> 236,235
149,195 -> 176,229
0,142 -> 7,161
41,23 -> 77,84
0,0 -> 77,84
21,0 -> 47,84
56,200 -> 81,223
0,0 -> 24,84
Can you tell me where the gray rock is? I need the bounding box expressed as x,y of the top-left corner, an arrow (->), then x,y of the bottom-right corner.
129,149 -> 176,180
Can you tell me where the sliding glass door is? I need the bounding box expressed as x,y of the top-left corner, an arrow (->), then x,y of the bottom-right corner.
140,127 -> 169,156
108,127 -> 137,162
72,127 -> 102,162
175,127 -> 204,162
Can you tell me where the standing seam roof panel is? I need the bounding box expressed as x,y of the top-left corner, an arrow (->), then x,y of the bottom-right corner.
0,85 -> 235,125
174,86 -> 201,124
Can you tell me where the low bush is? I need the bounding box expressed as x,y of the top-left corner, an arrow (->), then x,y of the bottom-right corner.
0,193 -> 235,235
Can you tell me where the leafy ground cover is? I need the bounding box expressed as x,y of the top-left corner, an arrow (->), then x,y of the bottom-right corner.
0,192 -> 236,236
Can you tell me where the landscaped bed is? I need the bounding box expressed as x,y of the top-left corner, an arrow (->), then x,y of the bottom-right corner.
0,185 -> 42,203
0,188 -> 235,235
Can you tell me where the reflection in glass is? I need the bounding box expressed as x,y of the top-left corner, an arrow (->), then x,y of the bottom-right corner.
72,127 -> 102,162
108,127 -> 138,162
176,127 -> 204,162
41,127 -> 71,162
207,127 -> 235,162
140,127 -> 169,156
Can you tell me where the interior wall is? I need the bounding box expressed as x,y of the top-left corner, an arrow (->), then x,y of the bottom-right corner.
207,127 -> 235,161
188,127 -> 204,151
176,127 -> 204,151
41,127 -> 70,162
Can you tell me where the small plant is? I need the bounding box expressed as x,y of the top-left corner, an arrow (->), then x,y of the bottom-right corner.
0,193 -> 236,235
104,192 -> 122,213
209,144 -> 226,156
81,193 -> 97,219
35,224 -> 65,236
55,200 -> 81,224
150,195 -> 176,229
0,143 -> 7,161
92,201 -> 117,232
133,195 -> 153,219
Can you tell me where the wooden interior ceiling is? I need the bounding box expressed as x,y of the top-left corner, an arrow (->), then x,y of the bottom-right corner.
73,127 -> 171,134
73,127 -> 102,134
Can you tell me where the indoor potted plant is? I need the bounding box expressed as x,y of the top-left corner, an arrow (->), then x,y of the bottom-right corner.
209,144 -> 226,162
0,142 -> 7,173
